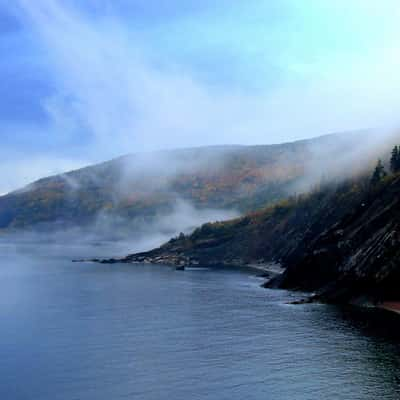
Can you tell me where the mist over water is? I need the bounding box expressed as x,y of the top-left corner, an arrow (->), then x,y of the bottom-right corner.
3,3 -> 400,398
4,129 -> 398,248
1,240 -> 400,400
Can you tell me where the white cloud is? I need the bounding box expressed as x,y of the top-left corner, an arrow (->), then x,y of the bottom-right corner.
13,0 -> 400,155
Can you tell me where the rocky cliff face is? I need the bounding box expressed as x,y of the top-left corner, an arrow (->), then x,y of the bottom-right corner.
270,175 -> 400,304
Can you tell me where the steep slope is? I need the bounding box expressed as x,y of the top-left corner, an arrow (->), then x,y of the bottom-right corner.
271,174 -> 400,304
0,132 -> 370,234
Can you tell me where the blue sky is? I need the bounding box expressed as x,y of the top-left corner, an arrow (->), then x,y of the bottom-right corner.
1,0 -> 400,192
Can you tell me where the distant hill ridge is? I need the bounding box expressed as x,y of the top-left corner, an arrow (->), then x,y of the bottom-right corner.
0,131 -> 382,235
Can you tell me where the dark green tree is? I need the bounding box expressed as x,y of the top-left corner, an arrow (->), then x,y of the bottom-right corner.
371,159 -> 387,185
390,145 -> 400,173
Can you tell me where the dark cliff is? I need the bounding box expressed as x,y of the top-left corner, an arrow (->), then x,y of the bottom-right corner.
270,174 -> 400,304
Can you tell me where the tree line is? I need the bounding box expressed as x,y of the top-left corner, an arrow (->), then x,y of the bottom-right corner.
371,145 -> 400,185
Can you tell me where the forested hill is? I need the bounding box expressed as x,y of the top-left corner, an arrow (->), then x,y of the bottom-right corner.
121,145 -> 400,305
0,131 -> 373,234
120,177 -> 372,268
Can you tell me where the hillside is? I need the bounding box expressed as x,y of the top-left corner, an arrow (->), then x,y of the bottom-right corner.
118,162 -> 400,305
119,178 -> 371,268
0,132 -> 373,235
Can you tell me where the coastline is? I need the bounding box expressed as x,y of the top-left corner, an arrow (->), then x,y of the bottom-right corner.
78,254 -> 400,317
80,255 -> 284,280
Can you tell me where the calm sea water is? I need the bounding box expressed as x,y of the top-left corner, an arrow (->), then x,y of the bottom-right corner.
1,240 -> 400,400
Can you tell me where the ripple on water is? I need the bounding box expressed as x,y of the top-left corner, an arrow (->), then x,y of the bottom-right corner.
1,243 -> 400,400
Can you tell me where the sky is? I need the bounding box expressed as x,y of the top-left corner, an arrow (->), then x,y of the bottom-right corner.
1,0 -> 400,193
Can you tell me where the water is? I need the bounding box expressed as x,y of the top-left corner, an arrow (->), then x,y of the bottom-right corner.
1,240 -> 400,399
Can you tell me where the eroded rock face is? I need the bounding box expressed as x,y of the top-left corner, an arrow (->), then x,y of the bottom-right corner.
272,176 -> 400,303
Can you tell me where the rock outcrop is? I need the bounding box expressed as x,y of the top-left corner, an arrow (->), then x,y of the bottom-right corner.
269,175 -> 400,304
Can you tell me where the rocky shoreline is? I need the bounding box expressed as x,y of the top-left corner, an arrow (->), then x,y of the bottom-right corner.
81,252 -> 284,280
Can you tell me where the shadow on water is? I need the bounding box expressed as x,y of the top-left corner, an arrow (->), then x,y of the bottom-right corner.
307,303 -> 400,394
336,305 -> 400,344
